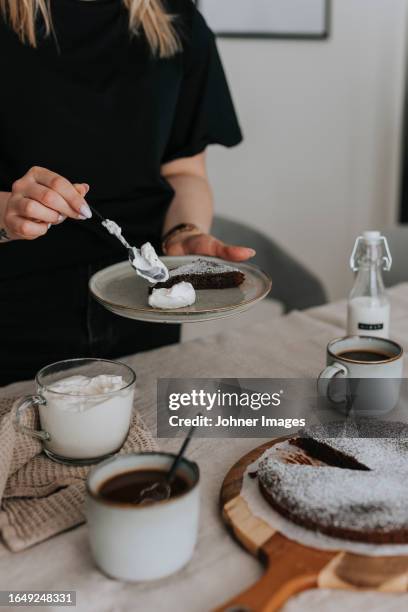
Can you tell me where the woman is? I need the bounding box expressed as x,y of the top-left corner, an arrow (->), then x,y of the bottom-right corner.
0,0 -> 254,386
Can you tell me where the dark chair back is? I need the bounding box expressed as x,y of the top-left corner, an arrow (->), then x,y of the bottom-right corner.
212,216 -> 327,312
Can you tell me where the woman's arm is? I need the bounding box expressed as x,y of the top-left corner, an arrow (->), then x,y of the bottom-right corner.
161,152 -> 213,236
161,152 -> 255,261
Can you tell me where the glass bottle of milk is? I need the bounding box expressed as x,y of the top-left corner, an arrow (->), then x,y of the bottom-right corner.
347,231 -> 392,338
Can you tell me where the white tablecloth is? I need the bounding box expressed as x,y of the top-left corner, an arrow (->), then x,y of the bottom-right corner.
1,284 -> 408,612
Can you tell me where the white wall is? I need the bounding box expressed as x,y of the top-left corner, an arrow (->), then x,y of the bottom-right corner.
207,0 -> 408,300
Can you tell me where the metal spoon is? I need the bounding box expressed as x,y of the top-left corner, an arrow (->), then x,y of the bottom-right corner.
88,205 -> 168,283
137,423 -> 197,505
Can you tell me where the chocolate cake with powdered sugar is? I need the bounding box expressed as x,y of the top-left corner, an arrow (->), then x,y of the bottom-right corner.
153,258 -> 245,290
291,420 -> 408,471
258,420 -> 408,543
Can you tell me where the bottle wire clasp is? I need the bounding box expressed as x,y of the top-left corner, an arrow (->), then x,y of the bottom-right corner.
350,234 -> 392,272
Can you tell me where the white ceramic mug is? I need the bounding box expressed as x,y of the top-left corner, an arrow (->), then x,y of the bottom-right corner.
86,453 -> 200,582
14,358 -> 136,464
318,336 -> 404,415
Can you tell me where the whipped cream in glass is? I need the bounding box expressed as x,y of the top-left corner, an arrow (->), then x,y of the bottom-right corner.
48,374 -> 124,398
148,282 -> 196,309
40,374 -> 134,460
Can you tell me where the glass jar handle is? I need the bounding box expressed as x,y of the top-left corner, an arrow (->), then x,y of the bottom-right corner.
13,395 -> 50,441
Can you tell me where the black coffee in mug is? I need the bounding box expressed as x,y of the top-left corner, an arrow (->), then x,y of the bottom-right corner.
98,469 -> 191,504
336,349 -> 393,362
320,336 -> 403,416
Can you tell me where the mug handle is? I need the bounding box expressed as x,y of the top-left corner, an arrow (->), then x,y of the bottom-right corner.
13,395 -> 51,441
317,363 -> 348,405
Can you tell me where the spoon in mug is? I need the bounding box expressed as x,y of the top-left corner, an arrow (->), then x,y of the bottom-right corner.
136,423 -> 197,505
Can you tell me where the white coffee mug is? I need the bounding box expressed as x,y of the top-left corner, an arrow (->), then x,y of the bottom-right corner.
318,336 -> 404,415
14,358 -> 136,464
86,452 -> 200,582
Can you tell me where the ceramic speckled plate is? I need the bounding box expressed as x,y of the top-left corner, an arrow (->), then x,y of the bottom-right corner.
89,256 -> 272,324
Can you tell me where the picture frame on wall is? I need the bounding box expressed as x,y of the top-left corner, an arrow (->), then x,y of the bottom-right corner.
196,0 -> 330,40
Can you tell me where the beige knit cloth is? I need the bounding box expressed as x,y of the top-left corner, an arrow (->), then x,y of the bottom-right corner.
0,395 -> 157,552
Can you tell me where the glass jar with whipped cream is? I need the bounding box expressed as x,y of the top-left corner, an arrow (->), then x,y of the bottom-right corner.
14,358 -> 136,465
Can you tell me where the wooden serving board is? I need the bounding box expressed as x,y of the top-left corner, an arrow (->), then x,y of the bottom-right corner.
215,437 -> 408,612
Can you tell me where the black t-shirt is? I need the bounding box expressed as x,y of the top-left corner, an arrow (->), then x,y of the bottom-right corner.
0,0 -> 242,279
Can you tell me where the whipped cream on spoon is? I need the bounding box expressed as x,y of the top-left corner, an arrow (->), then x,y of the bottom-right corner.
88,206 -> 169,283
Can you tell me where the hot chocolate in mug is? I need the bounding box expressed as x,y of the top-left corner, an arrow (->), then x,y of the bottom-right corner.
318,336 -> 404,415
14,358 -> 136,464
86,453 -> 200,581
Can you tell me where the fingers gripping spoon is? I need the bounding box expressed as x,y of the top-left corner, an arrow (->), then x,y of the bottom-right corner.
88,205 -> 169,284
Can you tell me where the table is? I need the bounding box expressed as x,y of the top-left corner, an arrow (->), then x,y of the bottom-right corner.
1,284 -> 408,612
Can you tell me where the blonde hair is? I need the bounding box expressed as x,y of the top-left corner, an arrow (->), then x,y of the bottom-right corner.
0,0 -> 180,58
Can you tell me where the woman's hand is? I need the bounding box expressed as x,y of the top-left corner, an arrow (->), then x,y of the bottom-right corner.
165,231 -> 255,262
1,166 -> 91,240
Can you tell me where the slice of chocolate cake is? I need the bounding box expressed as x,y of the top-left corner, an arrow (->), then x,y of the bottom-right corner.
292,419 -> 408,471
154,259 -> 245,290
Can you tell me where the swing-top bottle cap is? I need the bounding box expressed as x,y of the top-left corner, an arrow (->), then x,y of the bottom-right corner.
350,230 -> 392,271
363,230 -> 381,243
